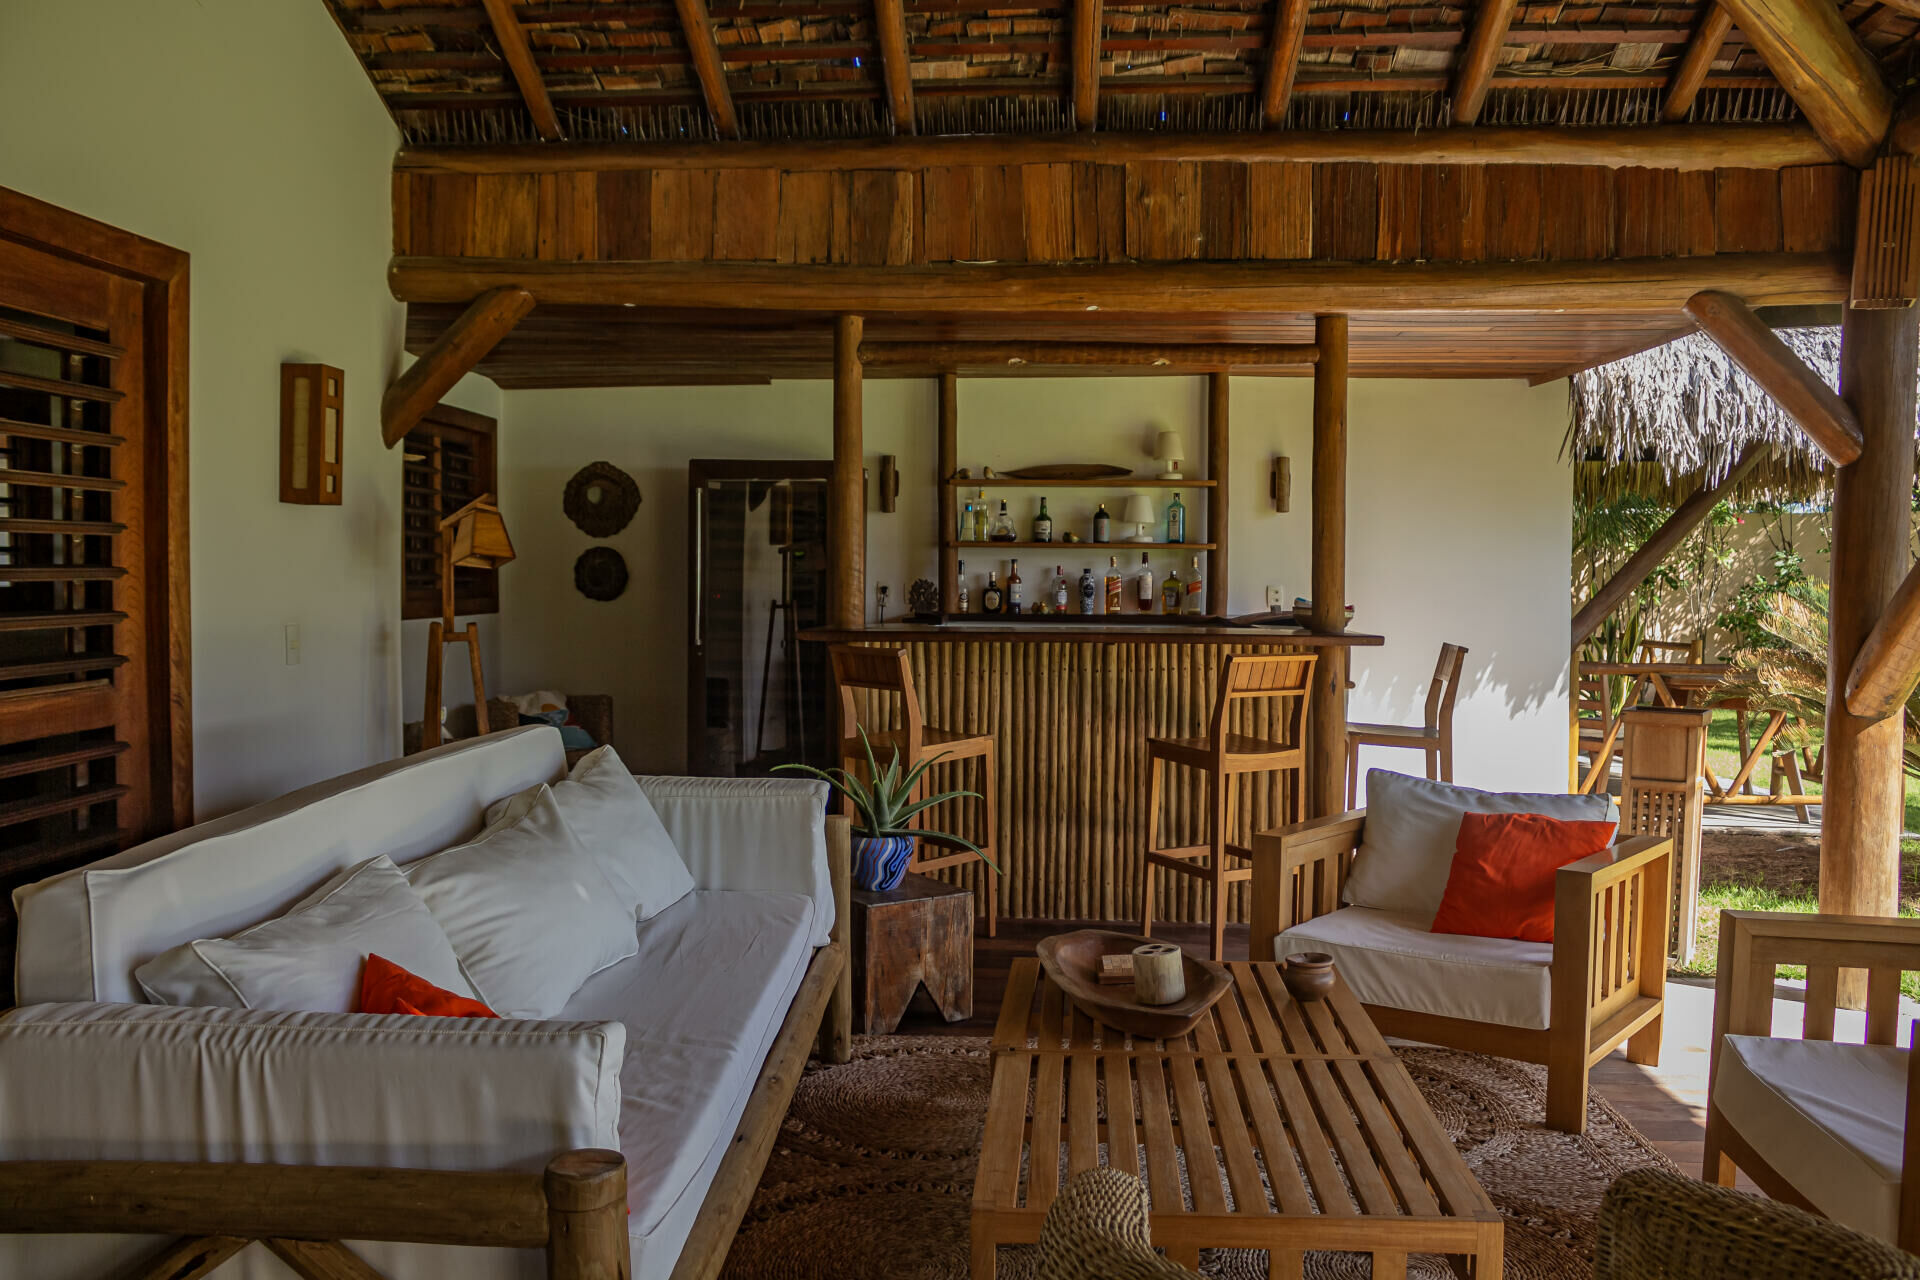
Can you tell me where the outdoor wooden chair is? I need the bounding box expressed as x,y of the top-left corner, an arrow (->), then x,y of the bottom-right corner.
1345,641 -> 1467,807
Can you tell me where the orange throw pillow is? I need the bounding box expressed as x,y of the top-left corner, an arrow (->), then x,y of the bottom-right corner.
1430,812 -> 1618,943
357,954 -> 499,1019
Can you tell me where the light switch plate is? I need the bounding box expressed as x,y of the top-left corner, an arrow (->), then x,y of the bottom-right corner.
284,623 -> 301,666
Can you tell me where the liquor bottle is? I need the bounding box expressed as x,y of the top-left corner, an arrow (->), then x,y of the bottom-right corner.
989,500 -> 1019,543
982,569 -> 1003,615
1161,561 -> 1183,615
1007,559 -> 1024,613
1166,492 -> 1186,544
1092,503 -> 1111,544
1033,496 -> 1053,543
1104,556 -> 1123,614
1136,553 -> 1155,612
1184,554 -> 1204,614
1079,566 -> 1098,615
958,496 -> 973,543
957,559 -> 970,614
973,490 -> 990,542
1052,564 -> 1069,612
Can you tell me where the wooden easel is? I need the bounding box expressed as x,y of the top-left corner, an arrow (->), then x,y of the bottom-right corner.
421,495 -> 513,750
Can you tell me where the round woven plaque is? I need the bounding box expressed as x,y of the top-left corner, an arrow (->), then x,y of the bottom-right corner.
573,547 -> 629,602
564,461 -> 640,538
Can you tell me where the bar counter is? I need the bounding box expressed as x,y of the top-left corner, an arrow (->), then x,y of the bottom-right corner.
801,622 -> 1381,926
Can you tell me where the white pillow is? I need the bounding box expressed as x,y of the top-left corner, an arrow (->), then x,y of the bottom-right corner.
134,856 -> 476,1013
410,784 -> 639,1018
485,745 -> 694,920
506,689 -> 568,717
1344,770 -> 1616,920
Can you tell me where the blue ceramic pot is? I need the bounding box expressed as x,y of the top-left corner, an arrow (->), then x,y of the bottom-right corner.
851,835 -> 916,892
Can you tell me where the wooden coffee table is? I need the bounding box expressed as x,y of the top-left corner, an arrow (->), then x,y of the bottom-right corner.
970,959 -> 1503,1279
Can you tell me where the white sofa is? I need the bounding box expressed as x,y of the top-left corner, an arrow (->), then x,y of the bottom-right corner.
0,727 -> 851,1280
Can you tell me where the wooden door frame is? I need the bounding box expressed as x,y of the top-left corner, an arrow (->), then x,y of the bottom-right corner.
0,185 -> 192,831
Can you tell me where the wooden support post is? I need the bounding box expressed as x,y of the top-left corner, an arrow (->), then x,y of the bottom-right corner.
544,1150 -> 629,1280
1260,0 -> 1309,128
1571,442 -> 1770,647
1206,371 -> 1229,617
1071,0 -> 1101,130
1308,314 -> 1349,819
872,0 -> 915,135
479,0 -> 564,141
1823,304 -> 1918,1003
1661,6 -> 1733,123
1454,0 -> 1521,124
381,286 -> 535,448
1713,0 -> 1893,168
938,372 -> 959,614
1685,290 -> 1864,465
832,315 -> 866,630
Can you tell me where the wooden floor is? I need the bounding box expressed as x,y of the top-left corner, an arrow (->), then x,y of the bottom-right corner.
895,918 -> 1725,1179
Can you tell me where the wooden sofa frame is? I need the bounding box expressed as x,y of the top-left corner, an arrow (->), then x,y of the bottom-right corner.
1249,809 -> 1672,1133
1704,909 -> 1920,1253
0,818 -> 856,1280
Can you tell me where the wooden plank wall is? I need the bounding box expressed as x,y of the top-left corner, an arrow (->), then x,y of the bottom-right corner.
394,161 -> 1857,266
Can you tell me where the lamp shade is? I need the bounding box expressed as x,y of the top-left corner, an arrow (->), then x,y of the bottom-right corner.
1155,430 -> 1187,461
442,495 -> 516,570
1121,495 -> 1156,526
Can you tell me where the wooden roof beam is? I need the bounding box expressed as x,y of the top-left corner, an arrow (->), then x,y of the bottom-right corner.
478,0 -> 564,140
1453,0 -> 1521,123
872,0 -> 915,135
1713,0 -> 1892,167
381,287 -> 535,447
674,0 -> 742,139
1660,6 -> 1733,123
1684,289 -> 1864,465
1260,0 -> 1309,129
1071,0 -> 1101,130
858,340 -> 1320,368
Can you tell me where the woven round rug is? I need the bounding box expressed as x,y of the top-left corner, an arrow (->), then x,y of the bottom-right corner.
721,1036 -> 1677,1280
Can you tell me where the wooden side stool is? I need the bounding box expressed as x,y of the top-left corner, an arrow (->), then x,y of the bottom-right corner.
1141,652 -> 1317,961
1346,641 -> 1467,807
851,872 -> 974,1033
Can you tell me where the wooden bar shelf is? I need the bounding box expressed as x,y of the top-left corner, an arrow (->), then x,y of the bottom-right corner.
945,477 -> 1216,488
945,540 -> 1217,551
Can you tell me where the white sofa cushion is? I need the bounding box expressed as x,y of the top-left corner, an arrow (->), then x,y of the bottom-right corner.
638,775 -> 835,946
557,889 -> 817,1280
487,745 -> 695,921
133,856 -> 476,1013
409,785 -> 639,1018
1714,1034 -> 1909,1244
1344,770 -> 1615,919
1277,905 -> 1554,1030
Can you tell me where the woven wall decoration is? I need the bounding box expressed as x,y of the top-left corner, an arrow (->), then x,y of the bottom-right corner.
564,461 -> 640,537
574,547 -> 629,602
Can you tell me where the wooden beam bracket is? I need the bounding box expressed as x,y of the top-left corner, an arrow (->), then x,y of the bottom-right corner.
380,286 -> 535,448
1845,555 -> 1920,722
1684,289 -> 1864,465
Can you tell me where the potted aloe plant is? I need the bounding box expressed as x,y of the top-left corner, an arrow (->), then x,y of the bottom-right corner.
777,728 -> 998,892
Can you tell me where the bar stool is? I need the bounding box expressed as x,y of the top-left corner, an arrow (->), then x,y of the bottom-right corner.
1141,652 -> 1317,961
828,644 -> 999,937
1346,641 -> 1467,808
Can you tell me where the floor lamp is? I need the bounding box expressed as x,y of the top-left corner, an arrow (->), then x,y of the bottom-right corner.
421,494 -> 515,750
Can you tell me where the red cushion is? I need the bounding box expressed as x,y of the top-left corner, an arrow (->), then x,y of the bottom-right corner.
1429,812 -> 1618,943
357,954 -> 498,1019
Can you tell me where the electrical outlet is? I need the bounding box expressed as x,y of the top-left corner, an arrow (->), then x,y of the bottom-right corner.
284,623 -> 301,666
1266,585 -> 1288,611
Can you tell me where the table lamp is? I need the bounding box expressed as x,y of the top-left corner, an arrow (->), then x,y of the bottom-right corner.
1156,429 -> 1188,480
1122,494 -> 1157,542
421,495 -> 516,750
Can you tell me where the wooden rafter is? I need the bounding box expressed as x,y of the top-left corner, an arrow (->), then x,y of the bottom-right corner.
1683,289 -> 1865,465
478,0 -> 563,140
673,0 -> 741,139
871,0 -> 915,135
1260,0 -> 1309,129
381,287 -> 535,447
1713,0 -> 1892,167
1660,6 -> 1733,123
1454,0 -> 1521,123
1071,0 -> 1102,130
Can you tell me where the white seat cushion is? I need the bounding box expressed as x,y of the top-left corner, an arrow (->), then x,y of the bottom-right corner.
1714,1034 -> 1909,1244
556,888 -> 817,1280
1277,906 -> 1554,1030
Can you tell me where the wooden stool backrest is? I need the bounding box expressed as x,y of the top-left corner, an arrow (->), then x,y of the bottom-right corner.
1638,636 -> 1704,664
1425,642 -> 1469,732
828,643 -> 924,757
1207,653 -> 1318,751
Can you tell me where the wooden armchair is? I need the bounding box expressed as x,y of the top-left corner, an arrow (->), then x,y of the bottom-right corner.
1250,810 -> 1672,1132
1704,910 -> 1920,1250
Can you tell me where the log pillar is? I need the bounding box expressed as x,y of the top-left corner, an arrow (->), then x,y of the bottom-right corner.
1308,314 -> 1350,818
831,315 -> 866,630
1823,304 -> 1918,1001
938,372 -> 959,614
1207,371 -> 1230,616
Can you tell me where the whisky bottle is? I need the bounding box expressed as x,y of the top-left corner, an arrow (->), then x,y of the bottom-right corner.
982,569 -> 1003,615
973,490 -> 990,542
1166,492 -> 1186,544
1135,552 -> 1155,612
1184,554 -> 1204,614
1033,496 -> 1053,543
956,559 -> 970,614
1161,561 -> 1183,615
1052,564 -> 1069,612
989,500 -> 1018,543
1104,556 -> 1123,614
1007,559 -> 1024,614
1092,503 -> 1111,544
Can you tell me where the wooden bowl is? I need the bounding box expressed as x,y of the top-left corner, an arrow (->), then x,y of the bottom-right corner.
1281,951 -> 1336,1003
1035,929 -> 1233,1040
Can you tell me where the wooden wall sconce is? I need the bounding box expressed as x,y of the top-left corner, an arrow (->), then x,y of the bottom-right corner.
280,364 -> 344,505
421,495 -> 515,750
879,454 -> 900,513
1271,456 -> 1292,512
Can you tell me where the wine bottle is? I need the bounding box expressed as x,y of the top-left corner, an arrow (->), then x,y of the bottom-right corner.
1136,552 -> 1155,612
1007,559 -> 1024,614
982,569 -> 1003,615
1033,496 -> 1053,543
1104,556 -> 1123,614
1166,492 -> 1185,544
1093,503 -> 1111,544
1184,554 -> 1204,614
1161,561 -> 1183,615
1052,564 -> 1069,612
989,500 -> 1018,542
1079,566 -> 1097,615
957,559 -> 970,614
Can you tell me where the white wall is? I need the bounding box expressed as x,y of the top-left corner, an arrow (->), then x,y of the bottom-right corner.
495,375 -> 1575,792
0,1 -> 441,818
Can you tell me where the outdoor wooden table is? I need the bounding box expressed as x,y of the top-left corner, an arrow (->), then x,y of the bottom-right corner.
970,959 -> 1504,1279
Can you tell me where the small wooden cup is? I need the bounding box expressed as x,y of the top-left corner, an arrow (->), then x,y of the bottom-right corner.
1132,941 -> 1187,1006
1281,951 -> 1335,1003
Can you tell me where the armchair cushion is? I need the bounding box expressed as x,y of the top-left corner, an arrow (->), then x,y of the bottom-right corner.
1713,1034 -> 1909,1244
1276,906 -> 1553,1029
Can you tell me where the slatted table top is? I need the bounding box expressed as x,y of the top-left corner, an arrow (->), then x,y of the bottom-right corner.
970,959 -> 1504,1278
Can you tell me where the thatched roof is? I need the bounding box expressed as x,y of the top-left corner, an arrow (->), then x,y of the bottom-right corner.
1567,327 -> 1920,508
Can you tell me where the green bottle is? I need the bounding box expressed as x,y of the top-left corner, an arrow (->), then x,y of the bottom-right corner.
1033,496 -> 1053,543
1166,492 -> 1186,544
